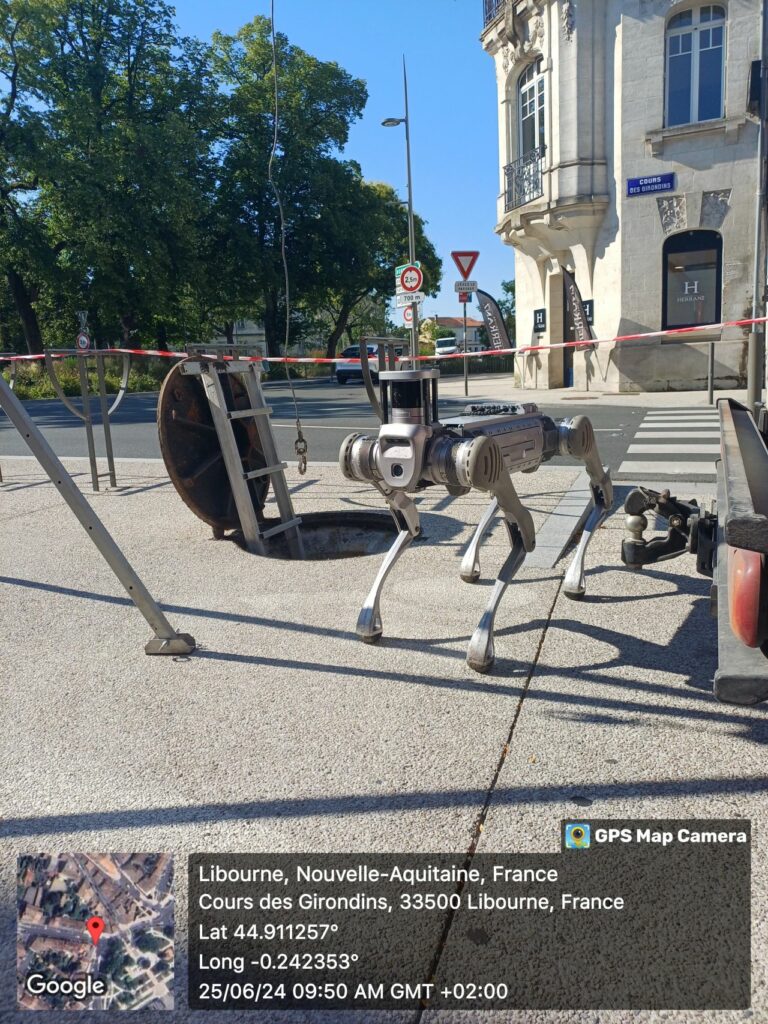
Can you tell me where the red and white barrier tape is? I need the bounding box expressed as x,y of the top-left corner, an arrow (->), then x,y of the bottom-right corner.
2,316 -> 767,366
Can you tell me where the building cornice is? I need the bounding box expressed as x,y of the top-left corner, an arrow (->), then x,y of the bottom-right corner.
645,116 -> 749,156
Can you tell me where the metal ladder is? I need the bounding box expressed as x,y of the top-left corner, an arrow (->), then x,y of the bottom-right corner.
181,353 -> 304,557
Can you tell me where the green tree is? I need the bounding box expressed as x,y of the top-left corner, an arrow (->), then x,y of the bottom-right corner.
0,0 -> 216,351
39,1 -> 217,345
0,0 -> 57,352
419,319 -> 455,343
497,278 -> 516,339
298,173 -> 441,358
209,17 -> 368,356
0,4 -> 443,359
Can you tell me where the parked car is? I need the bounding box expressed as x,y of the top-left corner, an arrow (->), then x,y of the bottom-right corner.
434,336 -> 459,357
335,345 -> 379,385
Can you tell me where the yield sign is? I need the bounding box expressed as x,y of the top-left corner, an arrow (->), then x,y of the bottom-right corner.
451,250 -> 479,281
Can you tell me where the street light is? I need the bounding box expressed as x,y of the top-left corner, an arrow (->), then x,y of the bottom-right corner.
383,58 -> 418,362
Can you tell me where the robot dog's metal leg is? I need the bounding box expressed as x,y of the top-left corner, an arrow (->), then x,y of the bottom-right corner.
357,490 -> 420,643
462,440 -> 536,673
556,417 -> 614,601
357,529 -> 414,642
460,497 -> 499,582
563,496 -> 608,600
466,524 -> 528,674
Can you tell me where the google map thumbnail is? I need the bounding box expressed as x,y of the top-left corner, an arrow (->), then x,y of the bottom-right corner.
17,853 -> 174,1010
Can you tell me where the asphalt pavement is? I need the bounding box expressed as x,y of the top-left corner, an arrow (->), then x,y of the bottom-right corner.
0,376 -> 646,470
1,453 -> 765,1023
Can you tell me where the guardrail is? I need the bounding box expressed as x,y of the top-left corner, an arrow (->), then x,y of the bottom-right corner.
0,349 -> 132,491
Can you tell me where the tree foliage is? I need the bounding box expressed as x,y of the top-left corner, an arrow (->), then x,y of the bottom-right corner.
0,3 -> 442,356
1,0 -> 218,349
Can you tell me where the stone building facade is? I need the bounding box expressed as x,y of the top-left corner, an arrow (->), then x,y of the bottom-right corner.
481,0 -> 762,391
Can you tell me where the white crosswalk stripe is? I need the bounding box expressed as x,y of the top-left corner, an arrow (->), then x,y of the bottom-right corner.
635,431 -> 720,438
617,408 -> 719,479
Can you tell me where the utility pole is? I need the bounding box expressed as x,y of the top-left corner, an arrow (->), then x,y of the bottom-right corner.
382,59 -> 419,364
402,59 -> 418,363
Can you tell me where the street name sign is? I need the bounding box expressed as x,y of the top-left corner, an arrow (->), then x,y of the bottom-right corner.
454,280 -> 477,292
395,260 -> 420,277
626,173 -> 675,197
451,251 -> 479,280
396,291 -> 425,307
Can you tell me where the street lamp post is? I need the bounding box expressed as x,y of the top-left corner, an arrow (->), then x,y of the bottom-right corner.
383,58 -> 419,362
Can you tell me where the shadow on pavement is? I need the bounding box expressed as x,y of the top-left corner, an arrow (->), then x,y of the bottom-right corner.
1,774 -> 766,838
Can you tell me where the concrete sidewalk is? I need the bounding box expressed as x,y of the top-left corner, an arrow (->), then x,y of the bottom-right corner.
436,373 -> 751,410
0,457 -> 765,1023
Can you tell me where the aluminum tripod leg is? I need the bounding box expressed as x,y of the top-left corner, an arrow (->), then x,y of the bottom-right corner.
0,373 -> 195,655
460,497 -> 499,582
466,525 -> 527,674
357,490 -> 419,643
563,498 -> 607,600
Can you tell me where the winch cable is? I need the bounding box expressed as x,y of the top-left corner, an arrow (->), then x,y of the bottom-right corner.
268,0 -> 308,474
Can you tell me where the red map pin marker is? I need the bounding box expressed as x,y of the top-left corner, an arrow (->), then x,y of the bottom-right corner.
86,916 -> 105,946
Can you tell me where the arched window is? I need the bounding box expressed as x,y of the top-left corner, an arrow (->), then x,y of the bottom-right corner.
666,5 -> 726,126
518,57 -> 546,157
662,230 -> 722,331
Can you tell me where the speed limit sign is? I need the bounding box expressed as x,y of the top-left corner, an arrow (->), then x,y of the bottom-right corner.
76,331 -> 91,352
403,306 -> 414,325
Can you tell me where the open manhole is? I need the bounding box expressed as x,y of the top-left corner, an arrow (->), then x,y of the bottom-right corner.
157,365 -> 398,560
230,511 -> 398,560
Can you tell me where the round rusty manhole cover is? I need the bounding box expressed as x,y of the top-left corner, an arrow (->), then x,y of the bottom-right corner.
157,359 -> 269,530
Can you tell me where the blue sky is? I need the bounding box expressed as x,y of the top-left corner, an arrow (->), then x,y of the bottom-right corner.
173,0 -> 514,322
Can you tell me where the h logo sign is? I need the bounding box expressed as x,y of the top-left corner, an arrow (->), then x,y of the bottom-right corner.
683,280 -> 700,295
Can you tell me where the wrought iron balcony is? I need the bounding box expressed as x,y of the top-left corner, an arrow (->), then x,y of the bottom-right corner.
483,0 -> 505,26
504,145 -> 546,211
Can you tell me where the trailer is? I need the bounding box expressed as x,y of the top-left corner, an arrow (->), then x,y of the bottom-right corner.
621,399 -> 768,705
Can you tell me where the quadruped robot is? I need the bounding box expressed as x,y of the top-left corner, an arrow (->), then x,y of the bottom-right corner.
339,362 -> 613,673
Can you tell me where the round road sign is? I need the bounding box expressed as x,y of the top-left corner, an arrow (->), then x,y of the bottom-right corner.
399,264 -> 424,293
76,331 -> 91,352
403,306 -> 414,325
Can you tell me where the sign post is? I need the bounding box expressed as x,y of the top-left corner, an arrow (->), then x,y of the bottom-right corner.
76,309 -> 91,352
463,298 -> 469,397
395,262 -> 423,367
452,252 -> 480,397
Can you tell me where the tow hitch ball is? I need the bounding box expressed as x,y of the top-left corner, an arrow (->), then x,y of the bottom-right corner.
621,486 -> 716,578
